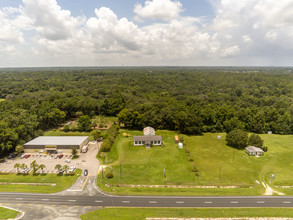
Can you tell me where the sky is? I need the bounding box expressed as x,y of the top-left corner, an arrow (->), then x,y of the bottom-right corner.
0,0 -> 293,67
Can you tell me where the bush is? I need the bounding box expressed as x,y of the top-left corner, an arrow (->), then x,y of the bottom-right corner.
262,146 -> 268,152
226,129 -> 248,149
99,124 -> 120,153
192,167 -> 198,172
106,172 -> 114,179
248,134 -> 264,148
189,158 -> 194,162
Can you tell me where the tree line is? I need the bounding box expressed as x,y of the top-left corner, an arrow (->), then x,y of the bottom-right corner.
0,67 -> 293,156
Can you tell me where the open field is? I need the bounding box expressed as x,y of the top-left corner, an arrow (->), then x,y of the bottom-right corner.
0,98 -> 5,102
0,169 -> 81,193
80,208 -> 293,220
97,130 -> 293,196
0,207 -> 19,219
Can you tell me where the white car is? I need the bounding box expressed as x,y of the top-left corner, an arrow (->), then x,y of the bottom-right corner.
22,167 -> 29,173
65,159 -> 71,163
68,166 -> 76,173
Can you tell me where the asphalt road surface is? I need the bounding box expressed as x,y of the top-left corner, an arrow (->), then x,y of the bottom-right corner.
1,192 -> 293,208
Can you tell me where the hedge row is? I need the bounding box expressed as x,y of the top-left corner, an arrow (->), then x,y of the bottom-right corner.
100,124 -> 120,152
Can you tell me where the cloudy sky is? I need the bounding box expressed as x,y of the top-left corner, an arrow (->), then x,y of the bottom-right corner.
0,0 -> 293,67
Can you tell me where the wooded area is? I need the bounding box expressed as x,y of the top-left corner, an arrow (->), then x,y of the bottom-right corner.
0,67 -> 293,156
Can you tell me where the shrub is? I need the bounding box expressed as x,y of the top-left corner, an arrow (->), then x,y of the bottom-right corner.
106,172 -> 114,179
226,129 -> 248,149
189,158 -> 194,162
192,167 -> 198,172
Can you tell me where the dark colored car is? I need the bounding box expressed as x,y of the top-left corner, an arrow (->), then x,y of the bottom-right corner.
58,154 -> 63,159
84,169 -> 88,176
8,153 -> 17,159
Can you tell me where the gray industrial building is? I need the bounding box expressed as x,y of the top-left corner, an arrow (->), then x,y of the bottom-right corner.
23,136 -> 89,154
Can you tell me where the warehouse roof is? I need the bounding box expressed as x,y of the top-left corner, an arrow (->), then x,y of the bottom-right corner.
24,136 -> 89,146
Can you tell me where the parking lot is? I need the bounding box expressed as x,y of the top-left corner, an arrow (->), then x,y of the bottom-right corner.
0,141 -> 100,176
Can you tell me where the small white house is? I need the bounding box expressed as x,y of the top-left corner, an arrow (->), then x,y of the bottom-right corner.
133,127 -> 162,148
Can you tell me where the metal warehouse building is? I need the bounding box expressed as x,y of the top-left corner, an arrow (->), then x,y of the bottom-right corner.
23,136 -> 89,154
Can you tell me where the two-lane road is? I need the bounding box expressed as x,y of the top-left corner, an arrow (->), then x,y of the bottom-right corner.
1,192 -> 293,208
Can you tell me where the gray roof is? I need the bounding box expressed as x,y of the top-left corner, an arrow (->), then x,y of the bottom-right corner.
245,146 -> 264,153
24,136 -> 89,146
133,136 -> 162,142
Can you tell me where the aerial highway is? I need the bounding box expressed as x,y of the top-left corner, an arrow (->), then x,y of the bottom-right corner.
1,192 -> 293,208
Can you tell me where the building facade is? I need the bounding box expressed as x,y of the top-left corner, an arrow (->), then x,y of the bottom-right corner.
133,127 -> 162,148
23,136 -> 89,154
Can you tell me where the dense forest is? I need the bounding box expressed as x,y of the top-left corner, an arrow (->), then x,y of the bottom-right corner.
0,67 -> 293,156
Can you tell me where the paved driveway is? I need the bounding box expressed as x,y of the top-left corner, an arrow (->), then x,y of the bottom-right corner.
0,142 -> 101,176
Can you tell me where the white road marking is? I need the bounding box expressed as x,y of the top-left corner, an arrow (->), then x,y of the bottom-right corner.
41,199 -> 49,201
68,200 -> 76,202
204,201 -> 213,204
122,201 -> 130,203
283,201 -> 292,204
149,201 -> 157,204
95,200 -> 103,203
230,201 -> 239,204
176,201 -> 184,204
15,198 -> 23,200
257,201 -> 265,203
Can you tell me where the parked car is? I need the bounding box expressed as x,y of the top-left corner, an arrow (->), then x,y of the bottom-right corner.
22,167 -> 29,173
58,154 -> 63,159
84,169 -> 88,176
8,153 -> 17,159
20,154 -> 25,159
24,154 -> 31,159
65,159 -> 71,163
68,166 -> 76,173
54,155 -> 58,159
59,169 -> 64,174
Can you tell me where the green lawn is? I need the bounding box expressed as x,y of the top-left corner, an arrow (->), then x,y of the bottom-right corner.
0,207 -> 19,219
97,130 -> 293,196
0,169 -> 81,193
81,208 -> 293,220
0,98 -> 5,102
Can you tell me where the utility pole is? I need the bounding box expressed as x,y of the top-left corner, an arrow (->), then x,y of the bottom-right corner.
233,150 -> 235,162
219,162 -> 222,181
149,155 -> 150,169
120,162 -> 122,179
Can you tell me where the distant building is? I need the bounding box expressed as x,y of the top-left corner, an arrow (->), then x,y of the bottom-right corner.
133,127 -> 162,148
23,136 -> 89,154
245,146 -> 264,156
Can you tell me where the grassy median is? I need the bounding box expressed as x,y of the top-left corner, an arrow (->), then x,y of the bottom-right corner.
0,207 -> 19,219
80,208 -> 293,220
0,169 -> 81,193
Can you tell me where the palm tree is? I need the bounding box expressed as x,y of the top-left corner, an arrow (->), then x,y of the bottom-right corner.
30,160 -> 38,174
55,164 -> 62,173
63,165 -> 69,174
20,163 -> 27,173
14,163 -> 20,173
39,164 -> 46,174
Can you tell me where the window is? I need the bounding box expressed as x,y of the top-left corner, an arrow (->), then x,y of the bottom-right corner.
142,141 -> 145,144
154,141 -> 157,144
135,141 -> 138,145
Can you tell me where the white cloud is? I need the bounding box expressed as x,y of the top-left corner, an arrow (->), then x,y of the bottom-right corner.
134,0 -> 183,21
23,0 -> 83,41
1,0 -> 293,66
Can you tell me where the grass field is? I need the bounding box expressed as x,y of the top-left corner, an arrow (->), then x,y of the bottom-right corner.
0,98 -> 5,102
0,207 -> 19,219
97,130 -> 293,196
0,169 -> 81,193
80,208 -> 293,220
